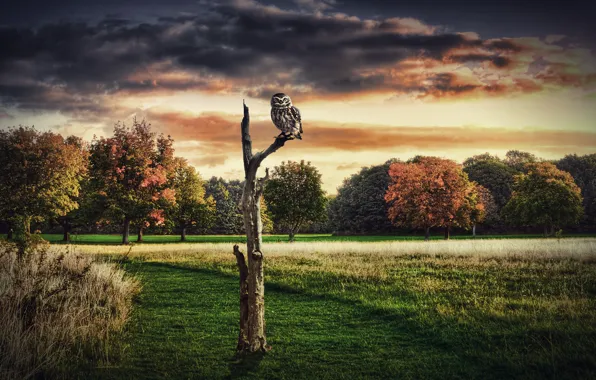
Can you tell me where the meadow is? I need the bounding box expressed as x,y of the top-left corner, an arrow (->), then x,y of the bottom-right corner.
60,238 -> 596,379
28,232 -> 596,245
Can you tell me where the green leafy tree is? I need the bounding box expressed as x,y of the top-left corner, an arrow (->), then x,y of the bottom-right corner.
463,153 -> 518,220
328,159 -> 398,234
556,154 -> 596,226
504,150 -> 538,172
205,177 -> 244,234
168,159 -> 216,241
204,177 -> 272,234
0,126 -> 87,240
89,119 -> 175,244
264,160 -> 327,241
502,162 -> 583,235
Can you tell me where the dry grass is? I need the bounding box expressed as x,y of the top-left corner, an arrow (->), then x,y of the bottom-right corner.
0,241 -> 140,380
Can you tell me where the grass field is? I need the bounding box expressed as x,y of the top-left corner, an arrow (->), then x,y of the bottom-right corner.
63,238 -> 596,379
10,232 -> 596,245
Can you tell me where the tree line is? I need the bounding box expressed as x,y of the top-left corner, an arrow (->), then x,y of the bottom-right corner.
330,151 -> 591,238
0,121 -> 326,243
0,121 -> 593,243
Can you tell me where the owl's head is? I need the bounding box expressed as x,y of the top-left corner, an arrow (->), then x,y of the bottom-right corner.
271,93 -> 292,108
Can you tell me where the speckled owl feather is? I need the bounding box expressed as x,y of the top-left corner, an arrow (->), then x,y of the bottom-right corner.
270,93 -> 302,140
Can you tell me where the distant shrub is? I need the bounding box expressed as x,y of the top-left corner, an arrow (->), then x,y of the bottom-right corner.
0,241 -> 140,379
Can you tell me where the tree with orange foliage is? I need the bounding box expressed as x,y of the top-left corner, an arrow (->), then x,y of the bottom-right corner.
89,119 -> 176,244
385,156 -> 481,240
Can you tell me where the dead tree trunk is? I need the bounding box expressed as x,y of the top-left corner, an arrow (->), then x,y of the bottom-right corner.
233,100 -> 292,354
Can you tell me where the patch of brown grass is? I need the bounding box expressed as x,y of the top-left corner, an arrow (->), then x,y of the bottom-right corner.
0,241 -> 140,380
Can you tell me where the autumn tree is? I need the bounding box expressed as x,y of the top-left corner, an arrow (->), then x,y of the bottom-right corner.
264,160 -> 327,242
328,159 -> 398,234
556,154 -> 596,227
471,185 -> 498,236
89,119 -> 175,244
0,126 -> 87,241
502,162 -> 583,235
168,159 -> 216,241
385,156 -> 480,240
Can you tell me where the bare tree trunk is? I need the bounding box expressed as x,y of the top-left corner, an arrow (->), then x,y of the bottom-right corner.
181,225 -> 187,242
233,245 -> 249,350
288,230 -> 295,242
234,100 -> 291,354
137,226 -> 143,242
62,220 -> 70,242
472,224 -> 476,238
122,218 -> 130,245
444,225 -> 450,240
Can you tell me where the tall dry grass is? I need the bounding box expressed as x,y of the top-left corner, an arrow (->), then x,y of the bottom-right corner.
66,237 -> 596,262
0,241 -> 140,380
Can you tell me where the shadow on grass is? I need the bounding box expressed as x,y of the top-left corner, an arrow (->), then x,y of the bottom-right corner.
228,351 -> 266,379
84,259 -> 594,379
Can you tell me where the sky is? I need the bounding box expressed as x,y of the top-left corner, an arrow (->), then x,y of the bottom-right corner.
0,0 -> 595,194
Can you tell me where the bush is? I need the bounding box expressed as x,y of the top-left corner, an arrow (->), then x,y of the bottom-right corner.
0,240 -> 140,379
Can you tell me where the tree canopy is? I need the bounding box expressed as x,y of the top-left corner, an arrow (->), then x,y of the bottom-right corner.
264,160 -> 327,241
463,153 -> 518,221
502,162 -> 583,235
88,119 -> 176,244
385,156 -> 481,240
0,126 -> 88,236
328,160 -> 397,234
167,158 -> 216,241
556,154 -> 596,226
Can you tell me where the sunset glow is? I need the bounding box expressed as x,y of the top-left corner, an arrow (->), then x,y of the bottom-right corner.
1,0 -> 594,193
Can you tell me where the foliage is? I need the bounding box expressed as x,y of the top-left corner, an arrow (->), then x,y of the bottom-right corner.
556,154 -> 596,226
204,177 -> 244,234
264,160 -> 327,241
167,159 -> 216,239
88,119 -> 175,243
463,153 -> 518,219
0,126 -> 88,235
474,185 -> 499,226
502,162 -> 583,233
385,156 -> 480,238
504,150 -> 538,172
328,160 -> 397,234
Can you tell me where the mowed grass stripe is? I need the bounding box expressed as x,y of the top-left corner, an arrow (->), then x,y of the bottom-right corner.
15,232 -> 596,245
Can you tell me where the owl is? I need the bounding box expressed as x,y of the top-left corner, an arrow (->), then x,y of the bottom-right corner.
270,93 -> 302,140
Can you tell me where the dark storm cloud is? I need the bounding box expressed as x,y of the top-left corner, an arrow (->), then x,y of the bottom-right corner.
0,0 -> 589,119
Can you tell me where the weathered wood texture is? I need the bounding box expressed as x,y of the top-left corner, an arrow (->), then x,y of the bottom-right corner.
234,100 -> 291,353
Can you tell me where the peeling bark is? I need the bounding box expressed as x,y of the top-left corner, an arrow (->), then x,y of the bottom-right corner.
233,244 -> 249,351
234,100 -> 292,353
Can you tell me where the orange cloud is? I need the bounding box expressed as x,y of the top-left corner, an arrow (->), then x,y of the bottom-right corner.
149,111 -> 596,156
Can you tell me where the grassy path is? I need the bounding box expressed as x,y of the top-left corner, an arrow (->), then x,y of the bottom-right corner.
83,257 -> 596,379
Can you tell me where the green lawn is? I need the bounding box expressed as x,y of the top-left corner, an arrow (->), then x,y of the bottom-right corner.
79,242 -> 596,379
10,232 -> 596,245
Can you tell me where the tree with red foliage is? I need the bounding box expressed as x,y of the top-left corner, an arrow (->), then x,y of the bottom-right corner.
89,118 -> 176,244
385,156 -> 480,240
